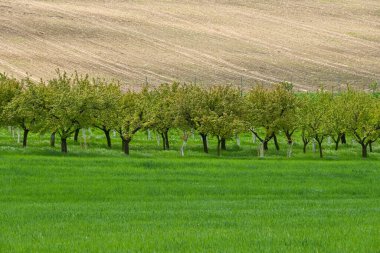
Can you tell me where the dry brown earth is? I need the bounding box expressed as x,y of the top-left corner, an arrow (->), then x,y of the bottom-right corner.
1,0 -> 380,90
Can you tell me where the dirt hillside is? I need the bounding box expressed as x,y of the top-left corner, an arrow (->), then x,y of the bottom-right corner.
1,0 -> 380,90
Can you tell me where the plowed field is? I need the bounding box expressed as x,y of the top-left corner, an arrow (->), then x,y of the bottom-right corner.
1,0 -> 380,89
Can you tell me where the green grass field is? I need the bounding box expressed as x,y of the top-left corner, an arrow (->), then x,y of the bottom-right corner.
0,129 -> 379,252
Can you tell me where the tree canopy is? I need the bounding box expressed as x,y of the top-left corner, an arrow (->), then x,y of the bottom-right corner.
1,71 -> 379,158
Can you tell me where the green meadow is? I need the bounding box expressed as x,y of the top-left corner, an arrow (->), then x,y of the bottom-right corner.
0,130 -> 379,252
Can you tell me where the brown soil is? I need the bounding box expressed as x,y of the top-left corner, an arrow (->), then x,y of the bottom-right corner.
1,0 -> 379,90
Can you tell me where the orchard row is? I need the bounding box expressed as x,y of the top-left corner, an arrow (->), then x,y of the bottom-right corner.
0,71 -> 379,158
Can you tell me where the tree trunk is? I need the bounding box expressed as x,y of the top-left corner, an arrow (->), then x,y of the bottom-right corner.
217,137 -> 221,156
22,129 -> 29,148
74,128 -> 80,142
161,133 -> 166,150
61,137 -> 68,153
273,134 -> 280,151
180,140 -> 187,157
332,134 -> 342,151
221,138 -> 226,150
50,132 -> 56,147
180,133 -> 188,157
104,129 -> 112,148
285,131 -> 293,145
164,130 -> 170,150
200,133 -> 208,153
361,143 -> 368,158
123,138 -> 131,155
252,132 -> 256,143
302,134 -> 309,153
317,141 -> 323,158
287,143 -> 293,158
312,140 -> 316,153
263,140 -> 269,151
236,134 -> 240,147
259,143 -> 264,158
262,133 -> 273,151
341,133 -> 347,144
334,140 -> 339,151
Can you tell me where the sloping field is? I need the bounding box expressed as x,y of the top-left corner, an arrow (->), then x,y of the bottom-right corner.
0,0 -> 380,89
